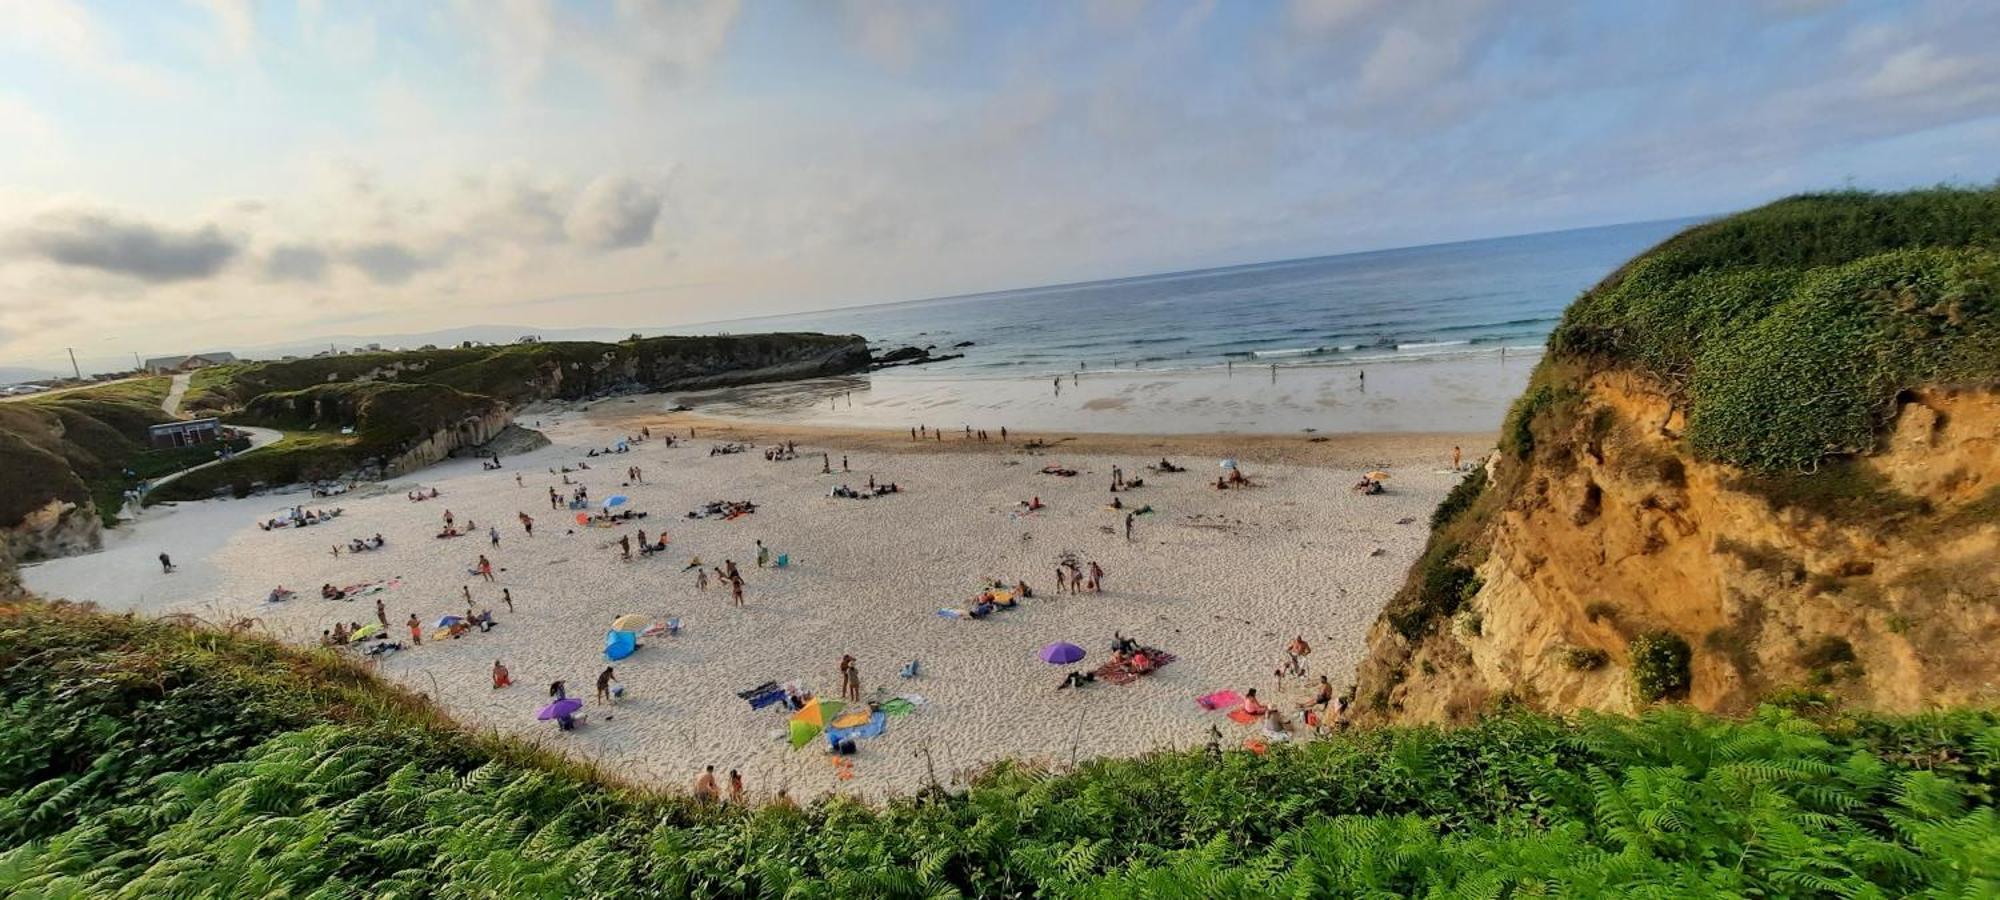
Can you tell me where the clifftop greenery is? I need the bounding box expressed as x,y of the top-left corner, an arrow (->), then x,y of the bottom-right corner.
1548,186 -> 2000,472
0,599 -> 1994,896
0,379 -> 176,531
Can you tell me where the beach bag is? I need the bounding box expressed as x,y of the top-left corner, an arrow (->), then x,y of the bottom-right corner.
834,738 -> 858,756
611,682 -> 626,699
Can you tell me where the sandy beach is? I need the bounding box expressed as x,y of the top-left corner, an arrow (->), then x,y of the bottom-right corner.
23,404 -> 1485,799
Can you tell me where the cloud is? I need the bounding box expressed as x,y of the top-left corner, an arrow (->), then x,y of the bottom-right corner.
9,210 -> 239,282
342,241 -> 436,285
566,175 -> 663,250
198,0 -> 257,57
6,0 -> 182,97
459,0 -> 741,98
839,0 -> 955,69
263,244 -> 329,282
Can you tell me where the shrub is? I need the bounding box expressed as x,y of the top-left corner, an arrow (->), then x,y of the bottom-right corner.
1429,466 -> 1489,530
1455,609 -> 1483,638
1562,646 -> 1610,671
1629,630 -> 1693,702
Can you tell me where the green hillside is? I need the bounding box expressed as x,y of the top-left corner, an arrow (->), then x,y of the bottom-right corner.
1547,186 -> 2000,473
0,379 -> 190,530
0,598 -> 1993,896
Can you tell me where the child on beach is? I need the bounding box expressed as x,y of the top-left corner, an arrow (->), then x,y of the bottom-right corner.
492,660 -> 512,689
597,667 -> 618,703
406,614 -> 422,646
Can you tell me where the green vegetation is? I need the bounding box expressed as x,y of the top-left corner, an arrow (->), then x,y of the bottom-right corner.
147,432 -> 365,502
0,378 -> 174,531
1630,631 -> 1694,703
0,600 -> 1993,895
1428,465 -> 1488,530
1547,187 -> 2000,473
1562,646 -> 1610,672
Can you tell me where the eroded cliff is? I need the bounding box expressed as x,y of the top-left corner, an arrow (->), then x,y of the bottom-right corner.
1352,187 -> 2000,723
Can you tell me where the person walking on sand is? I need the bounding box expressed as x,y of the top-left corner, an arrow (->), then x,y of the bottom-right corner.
697,567 -> 709,591
596,666 -> 617,703
693,765 -> 719,802
520,512 -> 534,536
158,552 -> 175,574
375,597 -> 388,628
515,473 -> 523,487
1053,376 -> 1061,396
756,540 -> 769,568
1088,561 -> 1105,593
501,587 -> 514,613
1055,566 -> 1068,595
407,614 -> 423,646
730,572 -> 745,607
822,453 -> 831,474
488,525 -> 500,547
619,535 -> 631,560
548,487 -> 560,511
1125,512 -> 1135,542
1452,445 -> 1462,470
728,769 -> 746,805
842,454 -> 849,472
462,585 -> 473,604
479,555 -> 496,581
839,655 -> 861,702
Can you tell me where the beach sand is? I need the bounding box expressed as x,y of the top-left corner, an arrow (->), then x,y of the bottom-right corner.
23,405 -> 1486,800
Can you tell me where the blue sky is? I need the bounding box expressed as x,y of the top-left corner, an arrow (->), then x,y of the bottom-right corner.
2,0 -> 1997,373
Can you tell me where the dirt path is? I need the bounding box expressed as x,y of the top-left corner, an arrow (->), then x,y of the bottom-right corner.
161,372 -> 191,417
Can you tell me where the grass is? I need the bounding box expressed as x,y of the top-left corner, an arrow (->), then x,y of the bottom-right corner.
0,378 -> 175,530
146,432 -> 365,503
1547,186 -> 2000,473
0,598 -> 1993,896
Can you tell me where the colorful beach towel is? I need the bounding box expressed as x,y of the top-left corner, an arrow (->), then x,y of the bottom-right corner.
880,698 -> 915,717
1226,708 -> 1260,725
826,711 -> 889,744
1198,690 -> 1243,711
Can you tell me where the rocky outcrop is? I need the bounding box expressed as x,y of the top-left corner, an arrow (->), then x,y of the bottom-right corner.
0,498 -> 101,567
1353,375 -> 2000,722
386,407 -> 516,476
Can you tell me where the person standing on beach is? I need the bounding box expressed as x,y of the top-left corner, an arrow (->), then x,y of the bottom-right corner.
1053,377 -> 1061,396
1452,446 -> 1462,470
728,769 -> 746,805
375,597 -> 388,628
158,552 -> 174,574
478,555 -> 496,582
910,427 -> 916,441
488,525 -> 500,547
596,666 -> 617,703
1088,561 -> 1105,593
841,455 -> 849,472
1000,426 -> 1007,442
462,585 -> 473,604
822,453 -> 831,474
519,512 -> 534,536
839,655 -> 861,702
696,567 -> 709,591
756,540 -> 769,568
406,614 -> 422,646
693,766 -> 719,802
618,535 -> 631,560
501,588 -> 514,613
730,572 -> 745,607
1125,512 -> 1135,542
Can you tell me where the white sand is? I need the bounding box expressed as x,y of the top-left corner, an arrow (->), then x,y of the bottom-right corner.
22,414 -> 1461,800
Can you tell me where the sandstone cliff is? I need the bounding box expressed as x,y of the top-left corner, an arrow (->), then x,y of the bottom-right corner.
1352,188 -> 2000,723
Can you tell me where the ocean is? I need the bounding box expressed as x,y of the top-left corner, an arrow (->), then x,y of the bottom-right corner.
695,216 -> 1702,378
667,216 -> 1703,434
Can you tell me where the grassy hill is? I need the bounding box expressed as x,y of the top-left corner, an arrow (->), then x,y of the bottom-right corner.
0,379 -> 197,531
0,598 -> 1993,895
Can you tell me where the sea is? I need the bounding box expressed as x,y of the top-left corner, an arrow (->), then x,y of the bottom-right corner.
665,216 -> 1703,435
693,216 -> 1701,377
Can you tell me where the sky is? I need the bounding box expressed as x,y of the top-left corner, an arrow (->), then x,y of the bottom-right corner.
2,0 -> 1997,374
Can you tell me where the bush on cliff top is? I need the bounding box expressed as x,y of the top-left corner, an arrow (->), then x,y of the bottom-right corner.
1548,186 -> 2000,472
0,599 -> 1994,896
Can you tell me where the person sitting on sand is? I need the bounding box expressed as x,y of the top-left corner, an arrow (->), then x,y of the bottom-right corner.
1014,580 -> 1033,599
1241,688 -> 1269,716
492,659 -> 512,689
1110,495 -> 1123,509
1057,670 -> 1095,690
692,765 -> 719,802
1129,648 -> 1156,674
1112,632 -> 1138,654
1264,706 -> 1293,735
1301,675 -> 1333,711
1229,468 -> 1249,486
1215,475 -> 1229,490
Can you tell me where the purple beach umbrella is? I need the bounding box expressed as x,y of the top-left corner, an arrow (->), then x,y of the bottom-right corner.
1039,642 -> 1086,665
537,697 -> 584,720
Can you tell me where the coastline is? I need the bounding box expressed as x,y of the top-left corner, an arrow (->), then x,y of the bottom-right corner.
23,401 -> 1485,798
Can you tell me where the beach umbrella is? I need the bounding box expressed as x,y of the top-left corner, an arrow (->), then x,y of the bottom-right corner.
350,623 -> 381,640
788,697 -> 847,749
1220,458 -> 1238,470
436,614 -> 464,627
605,495 -> 629,508
537,697 -> 584,720
605,630 -> 638,661
611,614 -> 651,633
1366,470 -> 1392,481
1039,642 -> 1086,665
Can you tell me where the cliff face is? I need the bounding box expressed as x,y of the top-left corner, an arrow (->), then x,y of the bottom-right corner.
385,407 -> 515,476
1352,188 -> 2000,723
0,498 -> 101,569
1353,375 -> 2000,722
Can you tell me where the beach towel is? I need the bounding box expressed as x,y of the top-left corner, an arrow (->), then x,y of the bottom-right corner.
1198,690 -> 1243,711
1226,708 -> 1260,725
830,709 -> 872,729
736,681 -> 780,700
936,608 -> 963,619
826,711 -> 889,744
880,698 -> 915,717
747,688 -> 788,711
1094,663 -> 1138,686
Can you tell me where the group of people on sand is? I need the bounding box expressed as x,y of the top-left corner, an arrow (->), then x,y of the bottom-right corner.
908,424 -> 1008,443
708,442 -> 750,456
407,487 -> 441,502
829,476 -> 899,499
690,765 -> 756,805
332,534 -> 386,556
686,499 -> 756,520
585,441 -> 632,458
1059,632 -> 1167,689
1056,559 -> 1106,594
258,506 -> 343,530
763,441 -> 800,462
1215,467 -> 1252,490
481,454 -> 505,470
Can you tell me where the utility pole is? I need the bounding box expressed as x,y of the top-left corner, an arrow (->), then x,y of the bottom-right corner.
132,351 -> 141,370
66,347 -> 80,380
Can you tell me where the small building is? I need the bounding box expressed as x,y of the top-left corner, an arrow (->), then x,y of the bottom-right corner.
148,417 -> 221,449
142,352 -> 237,374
